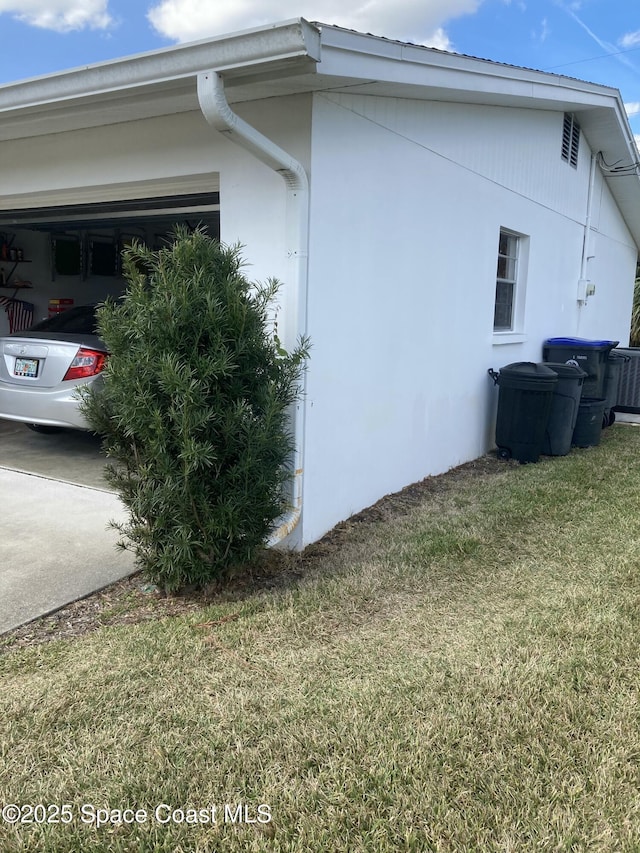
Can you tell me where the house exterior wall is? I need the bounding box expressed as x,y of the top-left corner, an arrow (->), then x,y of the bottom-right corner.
0,94 -> 313,335
0,84 -> 635,549
301,92 -> 638,545
576,174 -> 637,340
0,95 -> 312,289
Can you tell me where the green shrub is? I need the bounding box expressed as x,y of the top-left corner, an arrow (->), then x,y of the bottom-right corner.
81,227 -> 309,592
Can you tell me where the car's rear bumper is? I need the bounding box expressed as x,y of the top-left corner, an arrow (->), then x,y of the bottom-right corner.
0,380 -> 97,430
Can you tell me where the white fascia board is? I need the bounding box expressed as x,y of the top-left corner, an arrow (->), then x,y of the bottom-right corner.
0,18 -> 321,113
316,25 -> 618,110
316,28 -> 638,159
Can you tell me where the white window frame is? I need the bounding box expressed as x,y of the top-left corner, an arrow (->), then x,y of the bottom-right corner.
493,227 -> 529,345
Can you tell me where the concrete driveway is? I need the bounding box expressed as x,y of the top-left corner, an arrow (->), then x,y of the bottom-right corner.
0,420 -> 136,634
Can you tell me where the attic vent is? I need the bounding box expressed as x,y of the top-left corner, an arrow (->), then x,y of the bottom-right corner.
562,113 -> 580,168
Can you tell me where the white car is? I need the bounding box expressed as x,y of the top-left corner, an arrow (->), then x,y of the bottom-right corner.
0,304 -> 107,432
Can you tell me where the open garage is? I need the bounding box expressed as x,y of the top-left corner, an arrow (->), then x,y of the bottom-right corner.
0,188 -> 220,481
0,186 -> 220,337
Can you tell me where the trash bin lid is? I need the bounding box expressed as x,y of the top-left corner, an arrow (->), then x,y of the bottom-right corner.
499,361 -> 558,387
544,336 -> 619,349
543,362 -> 587,379
501,362 -> 558,376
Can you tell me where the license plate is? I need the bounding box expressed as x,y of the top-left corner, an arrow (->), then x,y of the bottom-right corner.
14,357 -> 39,378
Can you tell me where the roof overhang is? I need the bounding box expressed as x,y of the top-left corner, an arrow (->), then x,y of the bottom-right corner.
0,18 -> 321,138
307,25 -> 640,248
0,18 -> 638,246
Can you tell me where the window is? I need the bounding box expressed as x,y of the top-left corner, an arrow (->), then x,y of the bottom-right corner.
89,236 -> 118,276
561,113 -> 580,168
52,234 -> 82,276
493,230 -> 520,331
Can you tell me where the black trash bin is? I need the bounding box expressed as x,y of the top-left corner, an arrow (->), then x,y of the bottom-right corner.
490,362 -> 558,463
602,351 -> 630,426
541,363 -> 586,456
542,337 -> 619,398
572,398 -> 606,447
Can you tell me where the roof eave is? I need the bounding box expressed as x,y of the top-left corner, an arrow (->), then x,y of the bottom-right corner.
0,18 -> 637,247
0,17 -> 321,113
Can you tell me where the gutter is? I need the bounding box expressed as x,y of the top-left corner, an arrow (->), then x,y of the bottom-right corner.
197,70 -> 310,547
0,18 -> 320,112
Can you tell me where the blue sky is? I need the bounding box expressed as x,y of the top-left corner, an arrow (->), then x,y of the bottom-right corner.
0,0 -> 638,140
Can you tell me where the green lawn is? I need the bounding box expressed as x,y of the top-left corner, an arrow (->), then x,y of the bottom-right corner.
2,426 -> 640,852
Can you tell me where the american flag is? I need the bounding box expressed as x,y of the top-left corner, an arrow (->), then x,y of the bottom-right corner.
0,296 -> 34,333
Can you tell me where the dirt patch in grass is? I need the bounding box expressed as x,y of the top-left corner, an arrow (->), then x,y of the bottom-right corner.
1,452 -> 511,652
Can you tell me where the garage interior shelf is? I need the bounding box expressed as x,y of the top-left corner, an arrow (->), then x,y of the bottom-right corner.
1,232 -> 33,288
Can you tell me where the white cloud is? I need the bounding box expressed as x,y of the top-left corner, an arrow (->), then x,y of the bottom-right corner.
625,102 -> 640,117
534,16 -> 549,43
0,0 -> 112,32
620,31 -> 640,49
147,0 -> 482,47
424,27 -> 453,51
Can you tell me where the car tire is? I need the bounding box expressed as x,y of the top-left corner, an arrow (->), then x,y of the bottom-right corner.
26,424 -> 63,434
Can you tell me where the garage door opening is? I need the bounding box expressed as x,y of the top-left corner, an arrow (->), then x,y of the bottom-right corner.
0,185 -> 220,334
0,180 -> 220,480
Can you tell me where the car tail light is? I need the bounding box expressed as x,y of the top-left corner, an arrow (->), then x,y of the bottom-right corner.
63,348 -> 108,381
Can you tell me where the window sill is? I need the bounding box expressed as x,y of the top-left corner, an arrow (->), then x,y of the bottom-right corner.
492,332 -> 527,345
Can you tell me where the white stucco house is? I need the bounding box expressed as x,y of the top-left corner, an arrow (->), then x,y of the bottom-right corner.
0,19 -> 638,548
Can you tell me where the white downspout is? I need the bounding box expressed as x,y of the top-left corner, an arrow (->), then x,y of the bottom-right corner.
577,152 -> 597,332
197,71 -> 309,547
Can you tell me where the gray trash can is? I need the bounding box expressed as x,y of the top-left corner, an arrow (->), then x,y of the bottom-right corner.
541,363 -> 587,456
542,337 -> 619,398
489,362 -> 558,463
572,398 -> 606,448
